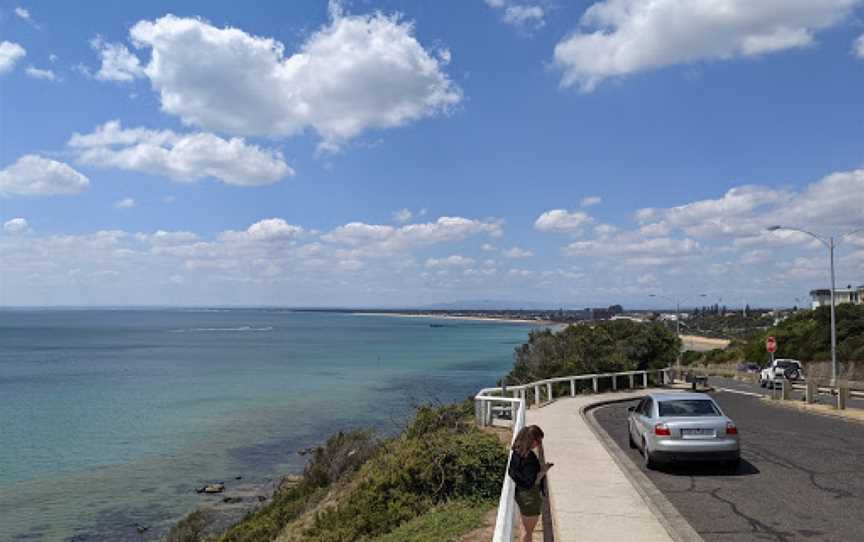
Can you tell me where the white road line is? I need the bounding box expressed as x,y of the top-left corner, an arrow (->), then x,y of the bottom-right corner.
716,387 -> 764,398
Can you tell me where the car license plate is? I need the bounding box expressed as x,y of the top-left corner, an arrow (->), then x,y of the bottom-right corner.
682,428 -> 715,438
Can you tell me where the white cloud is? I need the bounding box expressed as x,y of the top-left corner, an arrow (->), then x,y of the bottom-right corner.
508,268 -> 533,277
554,0 -> 860,91
392,208 -> 413,223
14,7 -> 30,20
0,155 -> 90,196
856,35 -> 864,58
425,255 -> 475,268
25,66 -> 56,81
580,196 -> 602,207
90,37 -> 145,82
503,5 -> 545,28
323,216 -> 502,253
534,209 -> 593,234
219,218 -> 305,243
114,197 -> 136,209
69,120 -> 293,186
3,217 -> 29,234
481,243 -> 497,252
126,10 -> 460,149
565,236 -> 701,266
0,41 -> 26,74
503,246 -> 533,258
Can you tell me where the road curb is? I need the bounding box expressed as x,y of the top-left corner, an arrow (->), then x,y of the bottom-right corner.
581,397 -> 705,542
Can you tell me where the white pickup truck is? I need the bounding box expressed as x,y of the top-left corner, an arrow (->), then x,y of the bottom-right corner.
759,359 -> 803,389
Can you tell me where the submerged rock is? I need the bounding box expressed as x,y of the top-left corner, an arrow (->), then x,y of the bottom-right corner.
196,483 -> 226,494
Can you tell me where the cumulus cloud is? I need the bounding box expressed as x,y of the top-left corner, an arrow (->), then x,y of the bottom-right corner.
856,35 -> 864,58
425,254 -> 475,268
125,9 -> 460,149
25,66 -> 56,81
565,236 -> 701,266
3,217 -> 29,234
219,218 -> 305,243
14,7 -> 30,20
503,246 -> 533,258
485,1 -> 545,29
114,197 -> 136,209
554,0 -> 860,91
580,196 -> 602,207
392,209 -> 413,223
69,120 -> 293,186
323,216 -> 502,252
0,155 -> 90,196
0,41 -> 26,74
90,37 -> 145,82
534,209 -> 593,234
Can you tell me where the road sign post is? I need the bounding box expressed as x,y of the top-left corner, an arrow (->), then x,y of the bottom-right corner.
766,336 -> 777,365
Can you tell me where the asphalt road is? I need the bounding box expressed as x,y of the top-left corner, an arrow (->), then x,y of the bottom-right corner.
709,375 -> 864,408
593,390 -> 864,541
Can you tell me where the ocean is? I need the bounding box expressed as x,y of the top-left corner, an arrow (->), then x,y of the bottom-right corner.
0,309 -> 536,541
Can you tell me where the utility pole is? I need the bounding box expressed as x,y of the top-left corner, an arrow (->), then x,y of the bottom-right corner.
767,226 -> 864,386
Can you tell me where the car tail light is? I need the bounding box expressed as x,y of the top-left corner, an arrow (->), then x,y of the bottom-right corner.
726,422 -> 738,435
654,423 -> 671,436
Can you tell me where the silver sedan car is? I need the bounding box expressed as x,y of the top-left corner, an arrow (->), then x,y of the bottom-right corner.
627,392 -> 740,470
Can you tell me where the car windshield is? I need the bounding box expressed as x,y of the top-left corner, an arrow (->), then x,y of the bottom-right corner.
658,400 -> 720,417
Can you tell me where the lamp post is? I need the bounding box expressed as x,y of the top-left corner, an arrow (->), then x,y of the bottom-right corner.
767,225 -> 864,386
649,293 -> 708,371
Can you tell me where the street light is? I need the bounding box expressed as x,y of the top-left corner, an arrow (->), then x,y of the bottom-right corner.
767,225 -> 864,386
649,293 -> 708,370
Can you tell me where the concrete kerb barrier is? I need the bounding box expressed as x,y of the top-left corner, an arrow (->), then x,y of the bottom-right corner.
581,395 -> 705,542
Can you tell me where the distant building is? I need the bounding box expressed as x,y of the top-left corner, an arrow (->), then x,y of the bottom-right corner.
810,285 -> 864,309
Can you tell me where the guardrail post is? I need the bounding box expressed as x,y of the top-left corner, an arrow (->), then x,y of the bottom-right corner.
642,372 -> 648,388
570,379 -> 576,396
475,400 -> 483,427
592,377 -> 598,393
534,385 -> 540,407
546,382 -> 553,402
838,381 -> 850,410
805,380 -> 817,404
611,375 -> 617,391
628,374 -> 634,389
781,380 -> 790,401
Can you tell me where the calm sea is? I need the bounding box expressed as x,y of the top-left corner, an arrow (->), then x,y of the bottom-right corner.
0,309 -> 535,541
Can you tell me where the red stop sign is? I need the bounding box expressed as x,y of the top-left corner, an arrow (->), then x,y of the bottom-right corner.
766,336 -> 777,353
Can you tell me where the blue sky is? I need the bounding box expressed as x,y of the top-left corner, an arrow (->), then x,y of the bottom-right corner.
2,0 -> 864,307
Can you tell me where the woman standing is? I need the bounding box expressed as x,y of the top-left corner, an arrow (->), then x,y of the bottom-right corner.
508,425 -> 552,542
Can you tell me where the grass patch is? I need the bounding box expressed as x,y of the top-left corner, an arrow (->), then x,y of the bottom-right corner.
368,499 -> 493,542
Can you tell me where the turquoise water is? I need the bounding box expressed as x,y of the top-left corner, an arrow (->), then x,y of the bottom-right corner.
0,309 -> 534,541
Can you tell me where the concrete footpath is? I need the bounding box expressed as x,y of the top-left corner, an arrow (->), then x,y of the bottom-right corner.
526,390 -> 675,542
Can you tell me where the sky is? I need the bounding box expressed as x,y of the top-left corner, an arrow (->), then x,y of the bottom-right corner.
1,0 -> 864,308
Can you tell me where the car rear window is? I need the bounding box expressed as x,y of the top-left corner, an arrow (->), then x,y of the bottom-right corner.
658,400 -> 720,417
777,361 -> 798,368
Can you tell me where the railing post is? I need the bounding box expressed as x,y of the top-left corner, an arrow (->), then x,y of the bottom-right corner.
570,379 -> 576,396
592,377 -> 598,393
612,375 -> 617,391
628,374 -> 634,389
546,382 -> 553,402
475,399 -> 483,427
520,388 -> 526,404
534,385 -> 540,406
805,380 -> 817,404
642,372 -> 648,388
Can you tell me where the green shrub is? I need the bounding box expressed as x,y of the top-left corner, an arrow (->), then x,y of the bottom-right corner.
368,499 -> 492,542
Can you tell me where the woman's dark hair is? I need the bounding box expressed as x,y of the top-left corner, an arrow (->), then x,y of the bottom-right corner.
512,425 -> 544,457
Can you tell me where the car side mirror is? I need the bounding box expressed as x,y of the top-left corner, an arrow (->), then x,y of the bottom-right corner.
627,406 -> 635,412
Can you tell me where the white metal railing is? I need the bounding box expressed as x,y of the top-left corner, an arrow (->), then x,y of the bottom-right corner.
474,367 -> 672,542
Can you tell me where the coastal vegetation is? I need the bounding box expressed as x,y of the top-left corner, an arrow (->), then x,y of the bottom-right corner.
504,320 -> 680,386
169,402 -> 505,542
681,305 -> 864,368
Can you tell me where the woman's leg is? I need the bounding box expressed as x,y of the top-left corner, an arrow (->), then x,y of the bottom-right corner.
521,514 -> 540,542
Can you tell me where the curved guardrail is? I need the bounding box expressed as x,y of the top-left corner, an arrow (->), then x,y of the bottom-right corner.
474,367 -> 672,542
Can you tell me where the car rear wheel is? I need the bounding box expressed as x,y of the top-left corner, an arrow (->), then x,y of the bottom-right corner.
642,439 -> 657,470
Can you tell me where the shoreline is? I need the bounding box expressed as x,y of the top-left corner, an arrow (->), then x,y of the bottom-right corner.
351,311 -> 561,326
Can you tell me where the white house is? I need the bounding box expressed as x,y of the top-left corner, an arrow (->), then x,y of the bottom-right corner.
810,285 -> 864,309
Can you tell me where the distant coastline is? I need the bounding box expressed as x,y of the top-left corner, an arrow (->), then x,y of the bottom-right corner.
352,311 -> 561,326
